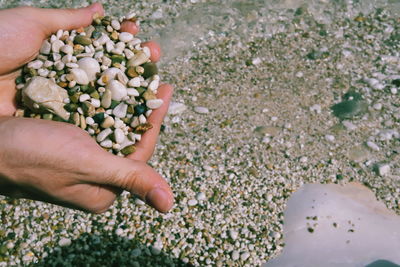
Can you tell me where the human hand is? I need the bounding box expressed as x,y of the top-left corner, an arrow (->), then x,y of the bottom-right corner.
0,3 -> 174,213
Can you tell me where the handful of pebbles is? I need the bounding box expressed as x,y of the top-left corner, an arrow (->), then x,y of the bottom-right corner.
14,12 -> 162,156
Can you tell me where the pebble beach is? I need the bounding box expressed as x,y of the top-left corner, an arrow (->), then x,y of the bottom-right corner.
1,0 -> 400,266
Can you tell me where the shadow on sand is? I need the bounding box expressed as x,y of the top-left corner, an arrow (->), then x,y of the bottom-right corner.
34,231 -> 192,267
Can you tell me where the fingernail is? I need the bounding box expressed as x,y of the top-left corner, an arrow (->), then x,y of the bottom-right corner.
145,187 -> 173,213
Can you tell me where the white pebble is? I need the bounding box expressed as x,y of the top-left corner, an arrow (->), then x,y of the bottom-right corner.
373,103 -> 382,110
79,94 -> 91,102
127,88 -> 139,96
391,87 -> 398,94
366,141 -> 380,151
310,104 -> 322,114
146,99 -> 164,109
229,230 -> 239,240
91,99 -> 101,108
232,251 -> 240,261
128,77 -> 141,87
27,60 -> 43,69
70,68 -> 89,85
97,128 -> 113,142
168,102 -> 187,115
342,120 -> 357,131
240,252 -> 250,261
77,57 -> 100,81
325,134 -> 335,142
119,32 -> 133,43
107,80 -> 127,101
139,114 -> 147,124
194,106 -> 209,114
85,117 -> 95,125
188,199 -> 198,206
114,128 -> 125,144
111,19 -> 121,30
60,45 -> 73,55
196,192 -> 206,201
58,238 -> 71,247
51,40 -> 64,53
40,40 -> 51,54
66,62 -> 79,68
148,80 -> 159,91
38,68 -> 49,77
377,164 -> 390,176
113,102 -> 128,118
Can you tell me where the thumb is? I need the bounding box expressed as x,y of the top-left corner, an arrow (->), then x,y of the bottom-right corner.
92,153 -> 174,213
27,3 -> 104,35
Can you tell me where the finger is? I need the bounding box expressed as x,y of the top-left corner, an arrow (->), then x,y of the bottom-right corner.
128,84 -> 173,162
91,153 -> 174,213
24,3 -> 104,36
120,20 -> 140,35
142,41 -> 161,62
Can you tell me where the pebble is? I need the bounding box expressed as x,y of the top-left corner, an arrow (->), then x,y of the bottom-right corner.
79,94 -> 91,102
377,164 -> 390,176
77,57 -> 100,81
232,250 -> 240,261
70,68 -> 89,85
27,60 -> 43,69
101,89 -> 112,108
114,128 -> 125,144
100,139 -> 113,148
58,238 -> 72,247
111,19 -> 121,30
60,45 -> 73,55
168,102 -> 187,115
240,252 -> 250,261
146,99 -> 164,109
373,103 -> 382,110
51,40 -> 64,53
194,106 -> 209,114
97,128 -> 113,142
325,134 -> 335,142
188,199 -> 198,206
39,40 -> 51,54
101,116 -> 114,128
127,88 -> 139,96
128,51 -> 149,67
113,102 -> 128,118
107,80 -> 127,101
148,80 -> 159,91
196,192 -> 206,201
310,104 -> 322,114
229,229 -> 239,240
342,120 -> 357,131
366,141 -> 380,151
119,32 -> 134,43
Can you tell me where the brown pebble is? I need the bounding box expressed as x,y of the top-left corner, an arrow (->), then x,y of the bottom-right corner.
135,123 -> 153,134
143,90 -> 156,100
121,145 -> 136,155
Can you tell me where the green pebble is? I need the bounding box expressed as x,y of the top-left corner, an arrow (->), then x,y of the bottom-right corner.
80,84 -> 90,92
74,35 -> 92,46
52,115 -> 65,122
70,92 -> 81,103
121,117 -> 131,124
68,86 -> 80,96
127,105 -> 135,114
90,91 -> 100,99
92,30 -> 102,39
142,62 -> 158,79
56,70 -> 65,76
27,68 -> 37,77
121,145 -> 136,155
15,76 -> 24,84
82,101 -> 95,117
42,113 -> 53,120
92,112 -> 105,124
110,100 -> 119,109
136,87 -> 146,95
64,103 -> 78,112
111,55 -> 125,64
101,16 -> 111,26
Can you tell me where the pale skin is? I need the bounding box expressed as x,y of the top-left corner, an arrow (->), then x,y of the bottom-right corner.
0,3 -> 174,213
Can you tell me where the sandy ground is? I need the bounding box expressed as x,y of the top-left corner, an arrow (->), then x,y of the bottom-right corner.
0,0 -> 400,266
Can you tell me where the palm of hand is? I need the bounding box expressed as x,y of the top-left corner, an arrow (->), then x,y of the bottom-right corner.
0,4 -> 174,213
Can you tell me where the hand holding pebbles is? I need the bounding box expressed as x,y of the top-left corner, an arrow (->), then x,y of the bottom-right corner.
16,12 -> 163,156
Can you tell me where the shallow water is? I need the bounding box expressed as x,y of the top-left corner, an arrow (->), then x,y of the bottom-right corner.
0,0 -> 400,266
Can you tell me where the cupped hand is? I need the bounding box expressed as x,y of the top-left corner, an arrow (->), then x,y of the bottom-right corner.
0,3 -> 174,213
